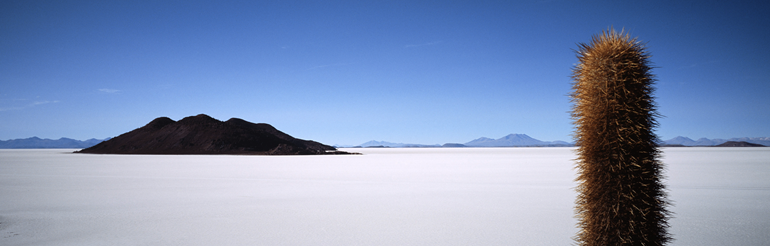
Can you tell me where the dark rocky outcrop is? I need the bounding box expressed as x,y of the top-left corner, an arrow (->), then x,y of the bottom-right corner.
714,141 -> 766,147
442,143 -> 466,147
661,144 -> 686,147
76,114 -> 357,155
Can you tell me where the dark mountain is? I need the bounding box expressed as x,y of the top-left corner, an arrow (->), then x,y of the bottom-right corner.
0,137 -> 107,149
464,134 -> 573,147
76,114 -> 355,155
728,137 -> 770,146
714,141 -> 766,147
442,143 -> 466,147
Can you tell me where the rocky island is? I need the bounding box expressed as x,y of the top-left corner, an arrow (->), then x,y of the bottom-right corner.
714,141 -> 766,147
76,114 -> 357,155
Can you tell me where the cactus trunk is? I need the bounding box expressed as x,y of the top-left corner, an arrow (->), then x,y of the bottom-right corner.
571,29 -> 671,246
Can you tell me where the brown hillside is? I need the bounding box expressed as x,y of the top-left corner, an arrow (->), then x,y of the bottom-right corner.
76,114 -> 354,155
715,141 -> 766,147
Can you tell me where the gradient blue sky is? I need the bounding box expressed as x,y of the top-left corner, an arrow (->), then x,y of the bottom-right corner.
1,0 -> 768,146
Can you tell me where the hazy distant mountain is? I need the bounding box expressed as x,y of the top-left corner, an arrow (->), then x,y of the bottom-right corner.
463,137 -> 497,146
664,136 -> 697,146
0,137 -> 107,149
694,138 -> 726,146
357,140 -> 440,148
355,134 -> 572,148
664,136 -> 770,146
465,134 -> 573,147
664,136 -> 726,146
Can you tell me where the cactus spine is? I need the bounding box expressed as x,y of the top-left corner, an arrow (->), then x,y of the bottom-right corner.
571,29 -> 671,246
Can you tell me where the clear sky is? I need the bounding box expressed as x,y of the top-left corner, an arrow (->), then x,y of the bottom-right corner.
1,0 -> 768,146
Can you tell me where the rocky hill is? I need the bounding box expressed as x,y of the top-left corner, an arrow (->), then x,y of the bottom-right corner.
714,141 -> 766,147
76,114 -> 354,155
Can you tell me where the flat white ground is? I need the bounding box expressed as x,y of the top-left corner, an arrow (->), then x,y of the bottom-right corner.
0,147 -> 768,245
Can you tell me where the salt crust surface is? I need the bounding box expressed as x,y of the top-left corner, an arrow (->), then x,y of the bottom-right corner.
1,147 -> 768,245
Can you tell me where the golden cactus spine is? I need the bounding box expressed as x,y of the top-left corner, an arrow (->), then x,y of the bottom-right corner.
571,29 -> 671,246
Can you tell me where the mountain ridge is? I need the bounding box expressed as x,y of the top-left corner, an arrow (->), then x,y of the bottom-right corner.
663,136 -> 770,146
352,135 -> 770,148
356,140 -> 441,148
5,134 -> 769,149
0,137 -> 108,149
353,134 -> 573,148
464,133 -> 572,147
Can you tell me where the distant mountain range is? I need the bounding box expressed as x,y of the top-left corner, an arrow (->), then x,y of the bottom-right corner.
356,140 -> 442,148
662,136 -> 770,147
4,134 -> 769,149
464,134 -> 572,147
352,134 -> 573,148
0,137 -> 108,149
352,135 -> 769,148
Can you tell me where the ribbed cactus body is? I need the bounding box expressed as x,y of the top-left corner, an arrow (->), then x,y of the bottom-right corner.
571,29 -> 671,246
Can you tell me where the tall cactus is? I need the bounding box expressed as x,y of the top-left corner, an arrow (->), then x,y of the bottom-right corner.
571,29 -> 671,246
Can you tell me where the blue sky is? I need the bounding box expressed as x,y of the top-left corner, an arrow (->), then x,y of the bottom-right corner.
1,0 -> 768,146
